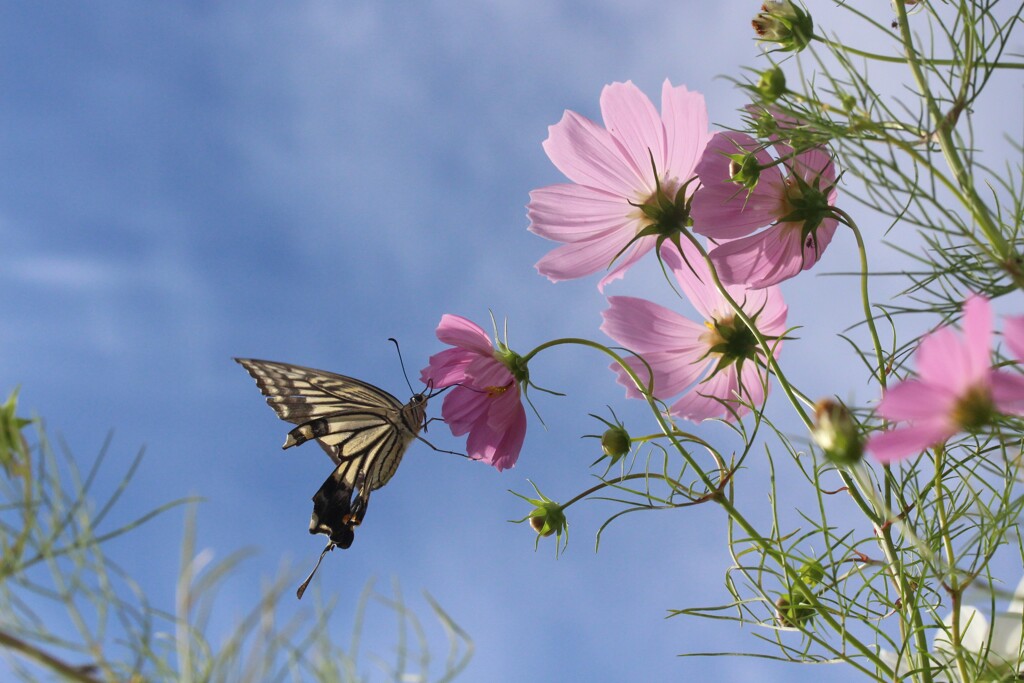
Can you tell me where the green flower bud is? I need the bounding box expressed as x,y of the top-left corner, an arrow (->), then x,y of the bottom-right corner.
587,409 -> 632,468
754,66 -> 787,104
600,425 -> 631,461
529,501 -> 566,538
775,593 -> 815,628
511,481 -> 568,554
752,1 -> 814,53
728,152 -> 762,191
812,399 -> 863,466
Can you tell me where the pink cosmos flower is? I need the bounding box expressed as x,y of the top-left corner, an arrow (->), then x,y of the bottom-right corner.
420,314 -> 527,471
691,130 -> 838,289
867,295 -> 1024,464
600,241 -> 788,422
528,80 -> 712,291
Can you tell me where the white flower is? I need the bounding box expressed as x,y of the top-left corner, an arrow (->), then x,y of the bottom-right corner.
879,576 -> 1024,680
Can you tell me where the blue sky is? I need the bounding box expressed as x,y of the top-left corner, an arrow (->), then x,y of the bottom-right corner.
2,3 -> 1020,681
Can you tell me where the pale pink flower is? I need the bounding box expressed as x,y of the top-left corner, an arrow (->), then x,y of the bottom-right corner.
528,80 -> 712,291
867,295 -> 1024,463
691,130 -> 838,288
420,314 -> 527,471
600,241 -> 788,422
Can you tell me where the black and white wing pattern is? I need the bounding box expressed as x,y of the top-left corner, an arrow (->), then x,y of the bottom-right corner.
235,358 -> 428,562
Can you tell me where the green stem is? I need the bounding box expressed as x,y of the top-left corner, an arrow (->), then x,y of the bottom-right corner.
893,0 -> 1016,281
560,472 -> 696,510
0,627 -> 106,683
934,444 -> 970,683
832,207 -> 887,389
813,35 -> 1024,70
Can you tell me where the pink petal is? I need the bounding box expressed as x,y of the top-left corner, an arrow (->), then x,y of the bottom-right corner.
669,365 -> 757,422
527,183 -> 636,243
421,347 -> 473,387
534,230 -> 638,283
735,360 -> 769,410
441,386 -> 491,436
990,370 -> 1024,416
867,422 -> 953,463
464,355 -> 513,388
778,144 -> 837,189
916,325 -> 983,398
543,109 -> 644,196
750,285 -> 789,337
601,296 -> 706,351
597,238 -> 656,291
600,81 -> 665,188
660,240 -> 720,321
435,314 -> 493,356
466,401 -> 526,471
708,225 -> 806,288
1004,315 -> 1024,362
661,242 -> 789,338
610,349 -> 709,401
962,294 -> 994,382
485,385 -> 524,432
691,132 -> 787,239
876,379 -> 956,422
661,80 -> 711,185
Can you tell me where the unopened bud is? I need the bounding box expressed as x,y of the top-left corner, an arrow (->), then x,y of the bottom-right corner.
728,152 -> 762,191
530,500 -> 566,538
752,1 -> 813,53
600,425 -> 631,462
812,399 -> 863,466
755,66 -> 787,104
775,594 -> 815,628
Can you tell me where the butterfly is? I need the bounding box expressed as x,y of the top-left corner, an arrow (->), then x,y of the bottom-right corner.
235,357 -> 429,597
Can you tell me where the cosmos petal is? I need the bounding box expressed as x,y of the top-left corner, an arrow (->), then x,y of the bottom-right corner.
600,81 -> 666,188
867,422 -> 953,463
543,109 -> 644,196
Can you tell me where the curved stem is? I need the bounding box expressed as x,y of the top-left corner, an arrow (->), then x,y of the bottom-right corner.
832,207 -> 887,389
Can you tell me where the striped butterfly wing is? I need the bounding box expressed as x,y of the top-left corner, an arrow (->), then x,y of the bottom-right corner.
236,358 -> 428,555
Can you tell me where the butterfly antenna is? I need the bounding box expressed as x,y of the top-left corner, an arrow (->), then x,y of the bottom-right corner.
296,541 -> 334,600
388,337 -> 417,395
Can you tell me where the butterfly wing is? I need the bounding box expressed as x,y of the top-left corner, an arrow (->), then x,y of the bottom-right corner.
235,358 -> 406,468
236,358 -> 427,551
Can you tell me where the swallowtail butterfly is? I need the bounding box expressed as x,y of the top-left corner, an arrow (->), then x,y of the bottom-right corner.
236,358 -> 428,597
